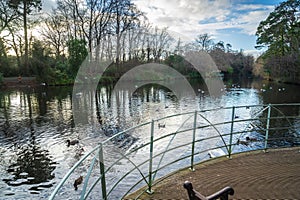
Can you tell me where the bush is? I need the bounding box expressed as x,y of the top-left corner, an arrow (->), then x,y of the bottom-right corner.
67,39 -> 88,78
0,72 -> 3,85
227,66 -> 234,74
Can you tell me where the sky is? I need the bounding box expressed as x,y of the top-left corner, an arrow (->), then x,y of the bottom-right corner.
131,0 -> 285,57
42,0 -> 284,57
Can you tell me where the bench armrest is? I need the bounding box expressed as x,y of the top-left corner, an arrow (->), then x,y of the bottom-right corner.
183,181 -> 234,200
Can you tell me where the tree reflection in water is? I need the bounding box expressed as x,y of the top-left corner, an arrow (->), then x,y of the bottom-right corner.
4,143 -> 56,188
3,91 -> 56,192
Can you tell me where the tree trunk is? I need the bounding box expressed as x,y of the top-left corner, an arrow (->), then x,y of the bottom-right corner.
23,0 -> 28,75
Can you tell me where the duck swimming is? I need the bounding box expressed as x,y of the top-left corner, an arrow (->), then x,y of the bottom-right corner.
237,139 -> 249,146
246,136 -> 258,142
66,139 -> 79,147
74,176 -> 83,191
158,123 -> 166,128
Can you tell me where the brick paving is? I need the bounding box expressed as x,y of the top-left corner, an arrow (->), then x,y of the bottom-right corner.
126,147 -> 300,199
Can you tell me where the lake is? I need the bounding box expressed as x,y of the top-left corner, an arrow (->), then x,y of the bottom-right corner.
0,77 -> 299,199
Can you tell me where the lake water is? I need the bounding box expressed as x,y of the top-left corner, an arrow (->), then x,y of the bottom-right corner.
0,77 -> 299,199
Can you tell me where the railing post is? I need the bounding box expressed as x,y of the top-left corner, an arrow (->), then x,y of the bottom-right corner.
264,104 -> 272,151
190,111 -> 197,171
228,106 -> 235,158
99,143 -> 107,200
147,120 -> 155,194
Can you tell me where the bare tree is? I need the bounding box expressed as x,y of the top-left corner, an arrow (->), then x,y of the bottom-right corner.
94,0 -> 114,46
110,0 -> 142,64
125,20 -> 149,61
8,0 -> 42,74
0,0 -> 21,69
73,0 -> 98,52
56,0 -> 81,39
0,0 -> 18,34
40,12 -> 68,59
6,25 -> 24,69
149,27 -> 173,61
195,33 -> 213,52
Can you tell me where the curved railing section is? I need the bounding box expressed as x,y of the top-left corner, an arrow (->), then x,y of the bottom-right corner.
49,103 -> 300,200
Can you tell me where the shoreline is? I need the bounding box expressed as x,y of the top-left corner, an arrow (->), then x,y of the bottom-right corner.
1,76 -> 300,89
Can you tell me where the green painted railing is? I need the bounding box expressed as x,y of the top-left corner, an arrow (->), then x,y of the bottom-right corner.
49,103 -> 300,200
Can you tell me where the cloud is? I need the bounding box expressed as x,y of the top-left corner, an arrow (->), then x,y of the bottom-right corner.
230,4 -> 274,35
234,4 -> 274,11
243,49 -> 265,59
133,0 -> 274,38
135,0 -> 232,25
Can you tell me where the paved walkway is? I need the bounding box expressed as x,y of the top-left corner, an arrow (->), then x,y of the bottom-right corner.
126,147 -> 300,199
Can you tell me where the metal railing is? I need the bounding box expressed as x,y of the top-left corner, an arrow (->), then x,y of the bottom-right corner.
49,103 -> 300,200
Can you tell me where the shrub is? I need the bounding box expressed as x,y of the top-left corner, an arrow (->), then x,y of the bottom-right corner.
227,66 -> 234,74
0,72 -> 3,85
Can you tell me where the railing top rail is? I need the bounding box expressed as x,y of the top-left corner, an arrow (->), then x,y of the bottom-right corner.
101,120 -> 152,145
100,103 -> 300,147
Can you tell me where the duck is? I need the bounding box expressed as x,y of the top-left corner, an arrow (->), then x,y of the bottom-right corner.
246,136 -> 258,142
75,92 -> 83,98
75,147 -> 85,158
98,116 -> 104,125
66,139 -> 79,147
237,139 -> 249,146
158,123 -> 165,128
74,176 -> 83,191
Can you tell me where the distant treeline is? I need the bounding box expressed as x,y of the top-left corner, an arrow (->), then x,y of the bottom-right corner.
0,0 -> 298,85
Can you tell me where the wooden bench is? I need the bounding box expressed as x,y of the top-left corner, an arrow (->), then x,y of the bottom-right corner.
183,181 -> 234,200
